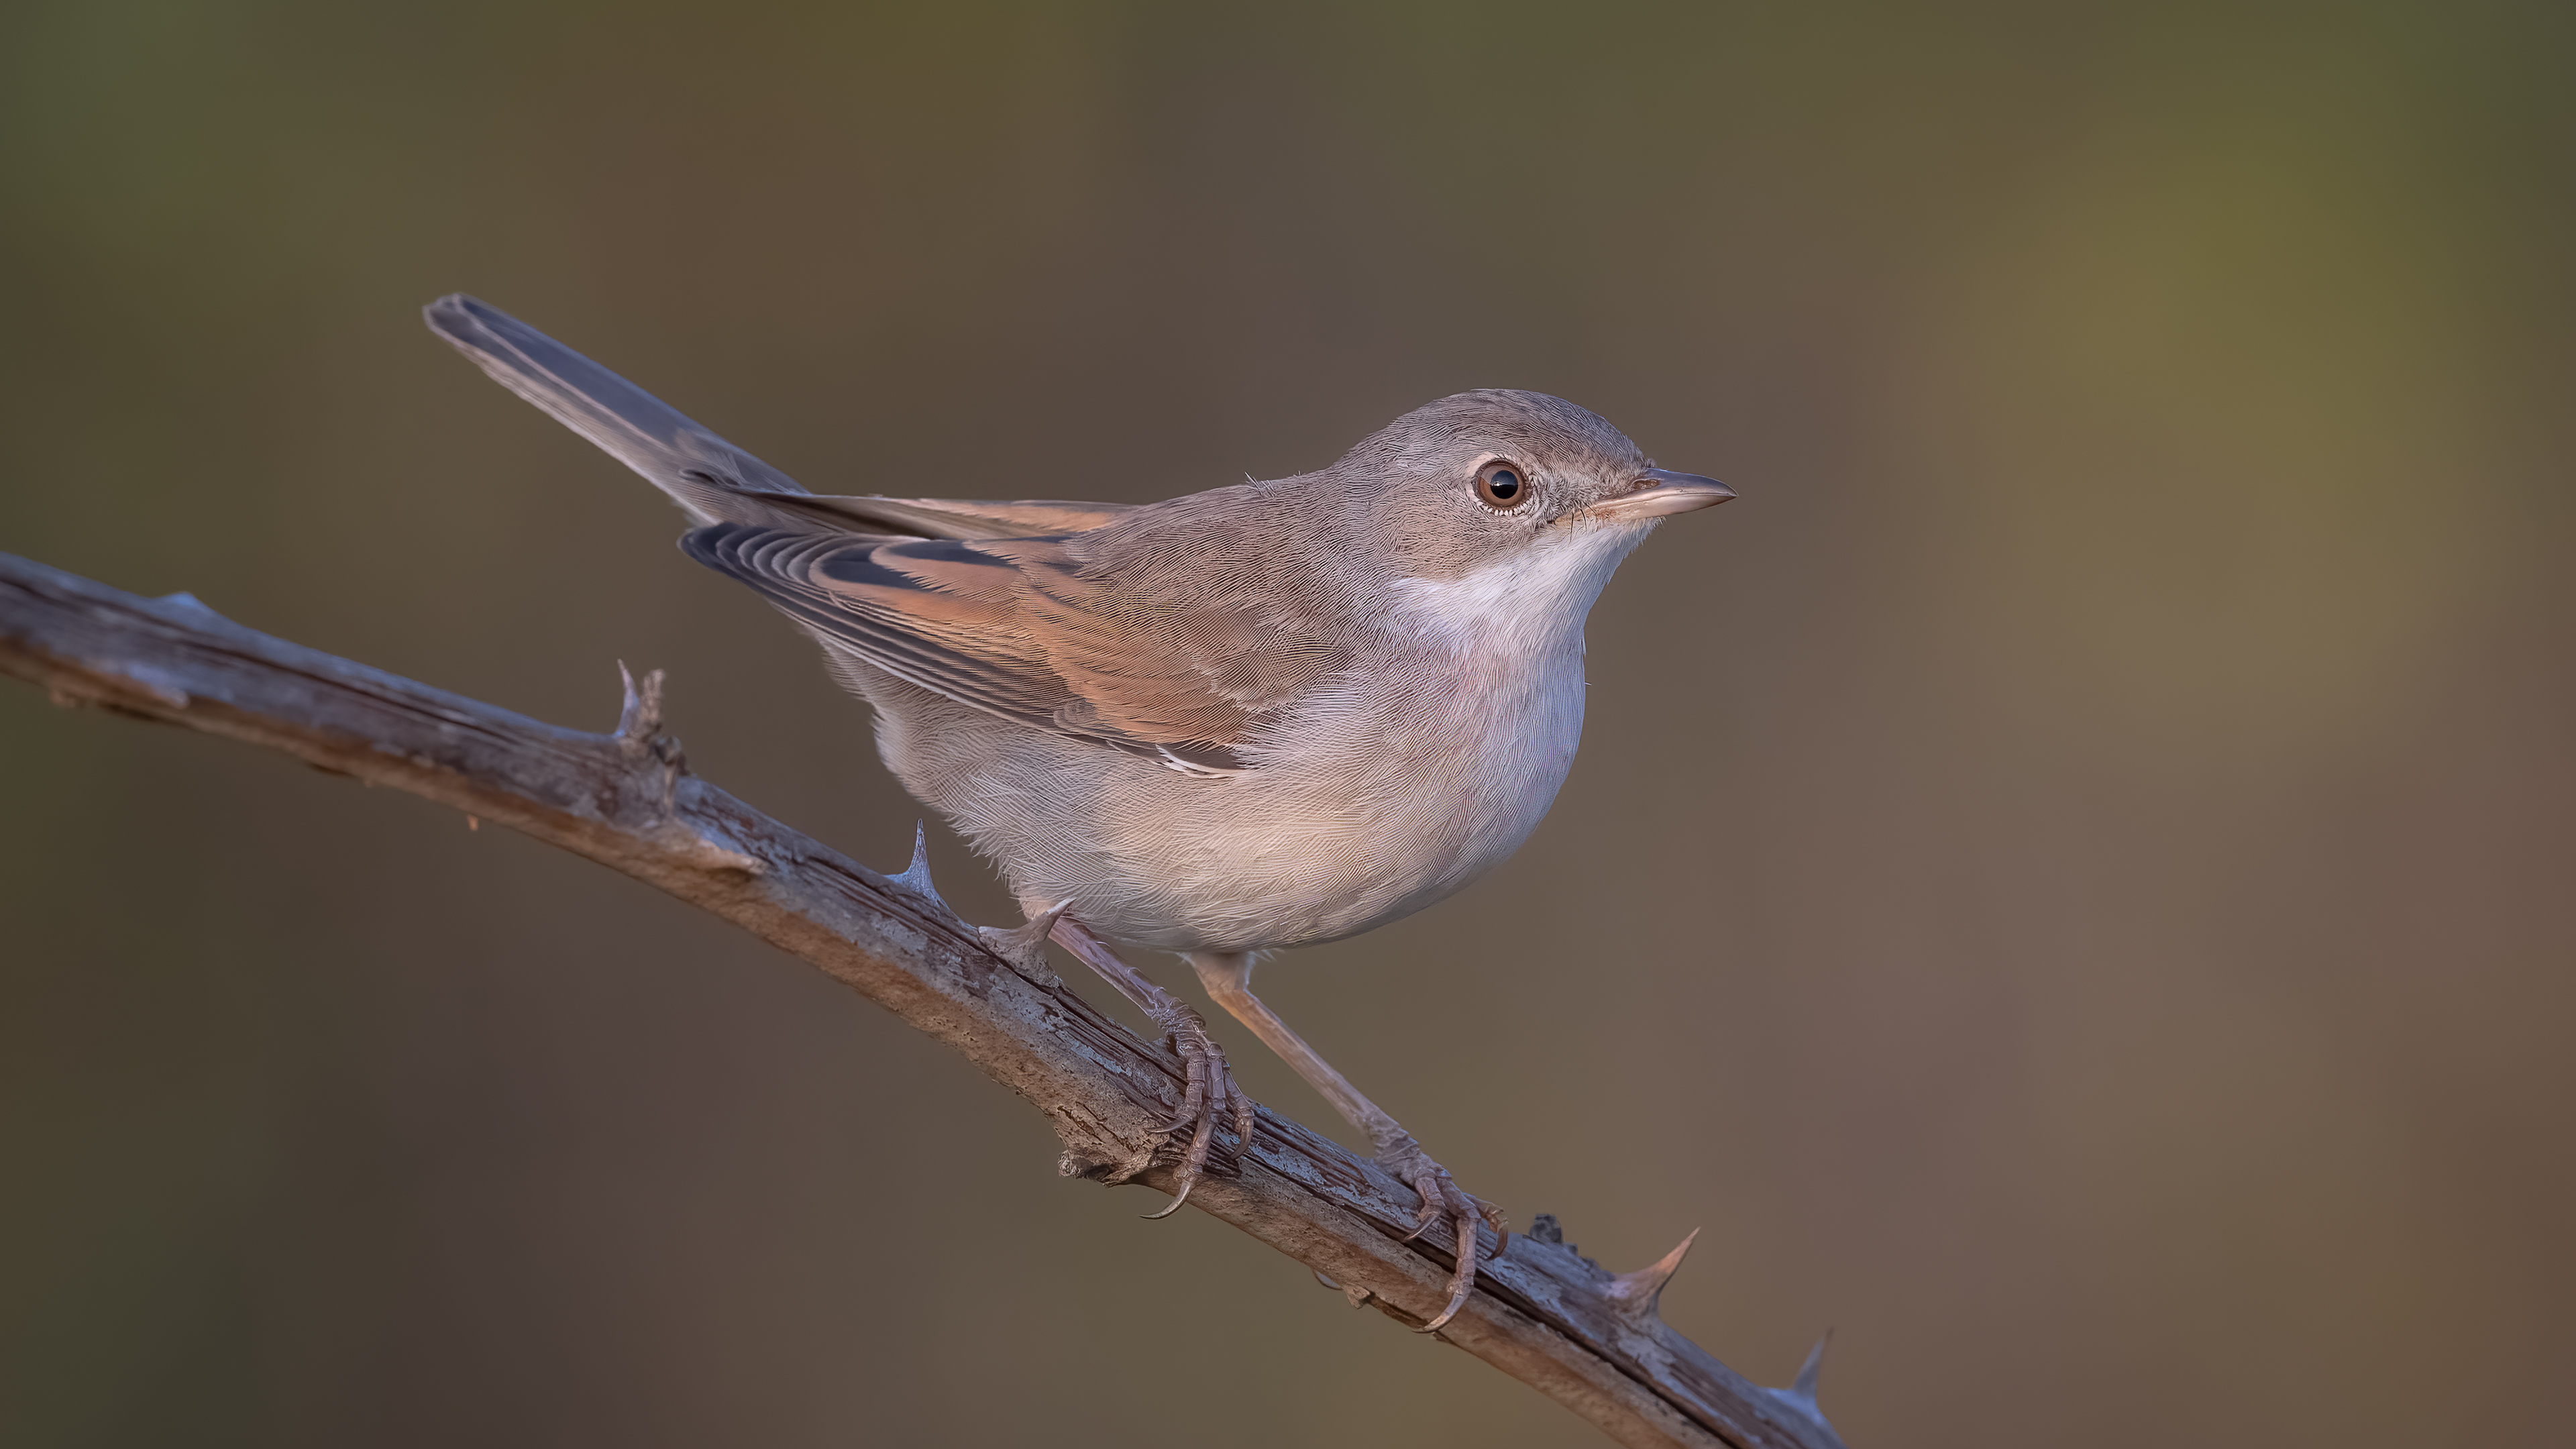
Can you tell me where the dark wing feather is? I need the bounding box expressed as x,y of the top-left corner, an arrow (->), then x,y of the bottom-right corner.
684,523 -> 1351,773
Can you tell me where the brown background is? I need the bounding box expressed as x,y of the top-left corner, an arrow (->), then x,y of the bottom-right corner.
3,3 -> 2571,1446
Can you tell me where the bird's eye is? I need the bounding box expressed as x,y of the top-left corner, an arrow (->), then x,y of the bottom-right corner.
1474,461 -> 1532,510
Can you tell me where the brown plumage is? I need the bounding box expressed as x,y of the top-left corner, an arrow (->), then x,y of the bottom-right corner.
683,512 -> 1353,773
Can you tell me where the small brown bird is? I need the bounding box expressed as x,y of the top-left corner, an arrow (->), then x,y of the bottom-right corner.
426,294 -> 1731,1328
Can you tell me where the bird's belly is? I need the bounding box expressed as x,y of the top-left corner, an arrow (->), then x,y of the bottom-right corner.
1120,782 -> 1554,950
882,660 -> 1588,954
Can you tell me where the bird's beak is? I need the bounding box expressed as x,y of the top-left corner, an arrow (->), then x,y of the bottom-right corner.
1580,468 -> 1736,523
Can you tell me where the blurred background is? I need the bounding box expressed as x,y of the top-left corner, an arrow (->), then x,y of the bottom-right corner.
3,3 -> 2570,1446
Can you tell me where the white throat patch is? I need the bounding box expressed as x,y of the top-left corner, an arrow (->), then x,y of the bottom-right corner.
1386,521 -> 1653,657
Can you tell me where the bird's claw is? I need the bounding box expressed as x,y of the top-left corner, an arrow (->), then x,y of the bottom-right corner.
1377,1134 -> 1506,1333
1039,912 -> 1255,1221
1137,999 -> 1254,1220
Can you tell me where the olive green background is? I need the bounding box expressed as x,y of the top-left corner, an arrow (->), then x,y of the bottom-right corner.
3,3 -> 2570,1446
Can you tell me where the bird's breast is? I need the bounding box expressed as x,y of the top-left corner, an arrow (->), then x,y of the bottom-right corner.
1172,634 -> 1588,947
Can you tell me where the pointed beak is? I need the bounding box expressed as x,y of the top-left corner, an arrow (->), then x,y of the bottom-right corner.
1581,468 -> 1736,523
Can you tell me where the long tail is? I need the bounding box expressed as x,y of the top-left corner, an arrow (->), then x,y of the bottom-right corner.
423,293 -> 817,529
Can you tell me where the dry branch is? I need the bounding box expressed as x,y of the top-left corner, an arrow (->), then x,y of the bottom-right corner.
0,550 -> 1845,1449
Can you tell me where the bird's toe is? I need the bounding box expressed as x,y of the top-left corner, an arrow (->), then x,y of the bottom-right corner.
1375,1134 -> 1504,1333
1138,999 -> 1252,1220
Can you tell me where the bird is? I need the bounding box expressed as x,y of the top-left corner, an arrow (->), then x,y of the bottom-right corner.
423,293 -> 1733,1330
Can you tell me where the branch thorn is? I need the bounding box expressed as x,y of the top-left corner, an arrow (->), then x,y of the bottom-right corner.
1792,1330 -> 1828,1401
614,660 -> 665,755
154,591 -> 229,625
979,898 -> 1071,982
890,821 -> 951,912
1605,1227 -> 1699,1324
1763,1332 -> 1841,1442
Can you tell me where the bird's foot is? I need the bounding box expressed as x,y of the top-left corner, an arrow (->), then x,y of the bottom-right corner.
1044,911 -> 1255,1220
1134,996 -> 1257,1219
1377,1132 -> 1507,1333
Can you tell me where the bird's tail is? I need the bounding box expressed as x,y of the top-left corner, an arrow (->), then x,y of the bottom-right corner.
422,293 -> 817,529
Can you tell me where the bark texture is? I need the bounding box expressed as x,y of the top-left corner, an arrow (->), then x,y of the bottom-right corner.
0,550 -> 1845,1449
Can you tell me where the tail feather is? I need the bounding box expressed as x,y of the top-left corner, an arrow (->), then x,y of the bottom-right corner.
423,293 -> 814,528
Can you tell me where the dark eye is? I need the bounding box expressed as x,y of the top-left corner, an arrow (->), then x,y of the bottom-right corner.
1474,461 -> 1531,510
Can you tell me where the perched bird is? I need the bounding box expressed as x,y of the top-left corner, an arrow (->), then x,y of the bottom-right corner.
425,294 -> 1732,1330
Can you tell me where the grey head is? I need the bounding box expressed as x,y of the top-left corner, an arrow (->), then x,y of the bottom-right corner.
1281,389 -> 1733,650
1329,388 -> 1731,555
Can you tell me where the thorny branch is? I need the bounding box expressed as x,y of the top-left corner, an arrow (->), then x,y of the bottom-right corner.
0,551 -> 1845,1449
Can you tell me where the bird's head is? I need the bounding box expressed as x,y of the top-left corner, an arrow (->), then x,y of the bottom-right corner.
1322,390 -> 1731,637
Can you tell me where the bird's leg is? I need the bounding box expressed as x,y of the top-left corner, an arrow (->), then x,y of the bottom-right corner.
1187,951 -> 1505,1333
1047,912 -> 1254,1218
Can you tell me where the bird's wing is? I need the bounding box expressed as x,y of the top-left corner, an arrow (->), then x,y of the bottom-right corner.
684,523 -> 1350,774
425,294 -> 1134,539
429,292 -> 1279,766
